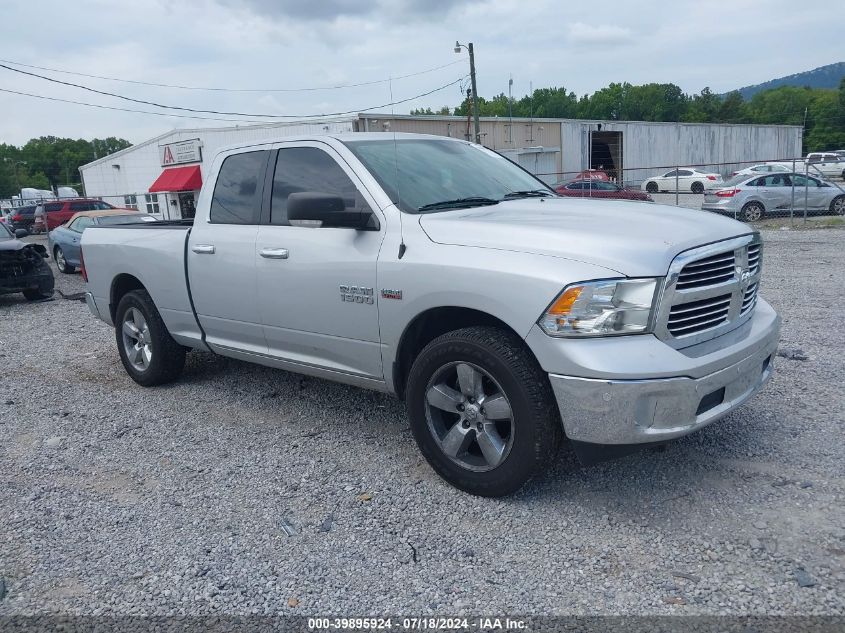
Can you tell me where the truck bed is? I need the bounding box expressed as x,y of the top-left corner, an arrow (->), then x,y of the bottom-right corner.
82,224 -> 205,348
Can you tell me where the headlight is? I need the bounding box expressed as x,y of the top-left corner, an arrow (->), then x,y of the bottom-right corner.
538,278 -> 658,337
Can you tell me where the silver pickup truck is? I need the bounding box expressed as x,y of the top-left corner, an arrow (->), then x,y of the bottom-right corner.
82,133 -> 781,496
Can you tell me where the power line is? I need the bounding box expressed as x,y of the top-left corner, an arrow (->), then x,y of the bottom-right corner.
0,63 -> 466,118
0,57 -> 466,92
0,76 -> 468,122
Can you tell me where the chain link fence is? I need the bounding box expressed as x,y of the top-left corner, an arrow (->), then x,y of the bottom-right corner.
540,156 -> 845,224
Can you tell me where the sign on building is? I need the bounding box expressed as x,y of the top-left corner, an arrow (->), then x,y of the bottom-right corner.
159,139 -> 203,166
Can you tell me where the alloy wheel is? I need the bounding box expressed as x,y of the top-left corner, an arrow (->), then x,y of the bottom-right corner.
423,361 -> 515,472
743,203 -> 764,222
121,307 -> 152,371
55,248 -> 67,272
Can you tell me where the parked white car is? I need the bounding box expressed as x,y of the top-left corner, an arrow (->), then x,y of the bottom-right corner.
641,168 -> 722,194
730,164 -> 790,178
768,153 -> 845,180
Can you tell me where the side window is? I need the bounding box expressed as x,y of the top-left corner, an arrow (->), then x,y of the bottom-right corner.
791,175 -> 819,188
67,218 -> 81,232
567,182 -> 583,190
44,203 -> 62,213
807,155 -> 821,164
763,175 -> 787,187
663,170 -> 678,177
748,177 -> 765,187
209,151 -> 268,225
70,202 -> 90,212
677,169 -> 693,176
270,147 -> 370,226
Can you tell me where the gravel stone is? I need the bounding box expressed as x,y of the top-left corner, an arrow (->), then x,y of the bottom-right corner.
0,229 -> 843,616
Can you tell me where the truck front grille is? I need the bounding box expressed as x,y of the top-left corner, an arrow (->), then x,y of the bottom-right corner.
667,293 -> 732,336
675,252 -> 735,290
655,234 -> 763,348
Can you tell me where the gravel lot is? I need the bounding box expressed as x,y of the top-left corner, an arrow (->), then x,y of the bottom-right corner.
0,228 -> 843,617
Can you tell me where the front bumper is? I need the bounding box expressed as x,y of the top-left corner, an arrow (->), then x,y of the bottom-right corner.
535,299 -> 780,445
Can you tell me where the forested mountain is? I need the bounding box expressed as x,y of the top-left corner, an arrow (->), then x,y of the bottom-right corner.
731,62 -> 845,100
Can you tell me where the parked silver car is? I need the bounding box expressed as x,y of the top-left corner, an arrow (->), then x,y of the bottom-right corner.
701,172 -> 845,222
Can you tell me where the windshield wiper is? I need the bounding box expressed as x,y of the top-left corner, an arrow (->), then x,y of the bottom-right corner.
502,189 -> 555,199
416,197 -> 500,213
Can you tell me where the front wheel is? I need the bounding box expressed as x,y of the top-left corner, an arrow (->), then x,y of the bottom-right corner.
405,326 -> 561,497
115,289 -> 186,386
830,195 -> 845,216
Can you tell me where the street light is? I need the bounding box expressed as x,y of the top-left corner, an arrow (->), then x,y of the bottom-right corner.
454,41 -> 480,145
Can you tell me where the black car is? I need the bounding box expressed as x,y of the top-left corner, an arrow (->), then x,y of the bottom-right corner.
9,205 -> 38,232
0,224 -> 54,301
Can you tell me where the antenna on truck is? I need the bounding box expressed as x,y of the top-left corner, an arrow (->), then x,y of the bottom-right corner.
389,76 -> 406,259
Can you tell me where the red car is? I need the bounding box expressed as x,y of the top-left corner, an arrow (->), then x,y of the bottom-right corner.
39,199 -> 116,230
555,180 -> 654,201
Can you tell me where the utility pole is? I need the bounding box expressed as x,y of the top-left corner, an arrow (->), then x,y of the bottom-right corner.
508,75 -> 513,144
455,41 -> 481,144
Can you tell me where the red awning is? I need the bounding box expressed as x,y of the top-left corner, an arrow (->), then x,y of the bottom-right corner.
149,165 -> 202,193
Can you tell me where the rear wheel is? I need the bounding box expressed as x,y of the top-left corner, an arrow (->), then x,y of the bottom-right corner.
54,246 -> 75,274
830,195 -> 845,216
115,289 -> 185,386
405,326 -> 561,497
741,201 -> 765,222
691,181 -> 705,194
645,181 -> 658,193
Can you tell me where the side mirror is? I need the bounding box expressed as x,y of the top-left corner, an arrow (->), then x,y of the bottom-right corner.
287,192 -> 376,230
15,228 -> 29,238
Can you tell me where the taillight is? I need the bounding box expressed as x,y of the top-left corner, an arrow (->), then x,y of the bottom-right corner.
716,189 -> 741,197
11,214 -> 21,221
79,248 -> 88,282
706,175 -> 717,180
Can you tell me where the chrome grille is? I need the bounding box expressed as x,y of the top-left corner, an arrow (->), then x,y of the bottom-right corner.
667,293 -> 732,336
740,282 -> 758,316
675,252 -> 735,290
655,234 -> 763,348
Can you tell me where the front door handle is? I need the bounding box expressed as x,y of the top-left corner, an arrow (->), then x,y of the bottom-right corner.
192,244 -> 215,254
259,247 -> 289,259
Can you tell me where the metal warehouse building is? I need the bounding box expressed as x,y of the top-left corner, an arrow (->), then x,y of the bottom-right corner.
80,114 -> 802,219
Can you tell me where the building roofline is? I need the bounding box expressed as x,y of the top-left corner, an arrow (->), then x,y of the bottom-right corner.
358,112 -> 803,129
79,116 -> 360,171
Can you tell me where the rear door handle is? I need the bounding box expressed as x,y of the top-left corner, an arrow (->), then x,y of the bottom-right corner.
259,247 -> 289,259
192,244 -> 215,254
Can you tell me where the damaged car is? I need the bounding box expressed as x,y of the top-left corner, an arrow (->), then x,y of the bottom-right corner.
0,224 -> 55,301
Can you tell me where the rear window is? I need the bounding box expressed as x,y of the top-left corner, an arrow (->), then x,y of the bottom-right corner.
209,151 -> 269,225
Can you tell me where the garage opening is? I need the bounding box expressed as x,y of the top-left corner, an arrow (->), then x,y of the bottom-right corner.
590,131 -> 623,183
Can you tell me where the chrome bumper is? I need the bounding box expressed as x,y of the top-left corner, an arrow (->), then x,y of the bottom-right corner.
546,304 -> 781,445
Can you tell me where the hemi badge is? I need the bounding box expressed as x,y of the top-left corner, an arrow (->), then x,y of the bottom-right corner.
381,289 -> 403,300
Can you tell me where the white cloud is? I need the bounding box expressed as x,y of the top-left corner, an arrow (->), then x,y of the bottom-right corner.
566,22 -> 634,46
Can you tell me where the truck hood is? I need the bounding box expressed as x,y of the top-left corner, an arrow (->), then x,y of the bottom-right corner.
418,198 -> 751,277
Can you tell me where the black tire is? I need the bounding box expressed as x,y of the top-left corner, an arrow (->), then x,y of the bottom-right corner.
405,326 -> 561,497
115,289 -> 185,387
830,195 -> 845,216
23,288 -> 53,301
741,201 -> 765,222
645,181 -> 658,194
54,246 -> 75,274
691,181 -> 705,194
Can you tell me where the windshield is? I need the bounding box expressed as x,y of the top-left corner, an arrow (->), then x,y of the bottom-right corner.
343,138 -> 552,213
96,214 -> 155,226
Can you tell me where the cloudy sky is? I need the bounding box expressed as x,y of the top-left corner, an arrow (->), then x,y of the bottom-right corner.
0,0 -> 841,145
